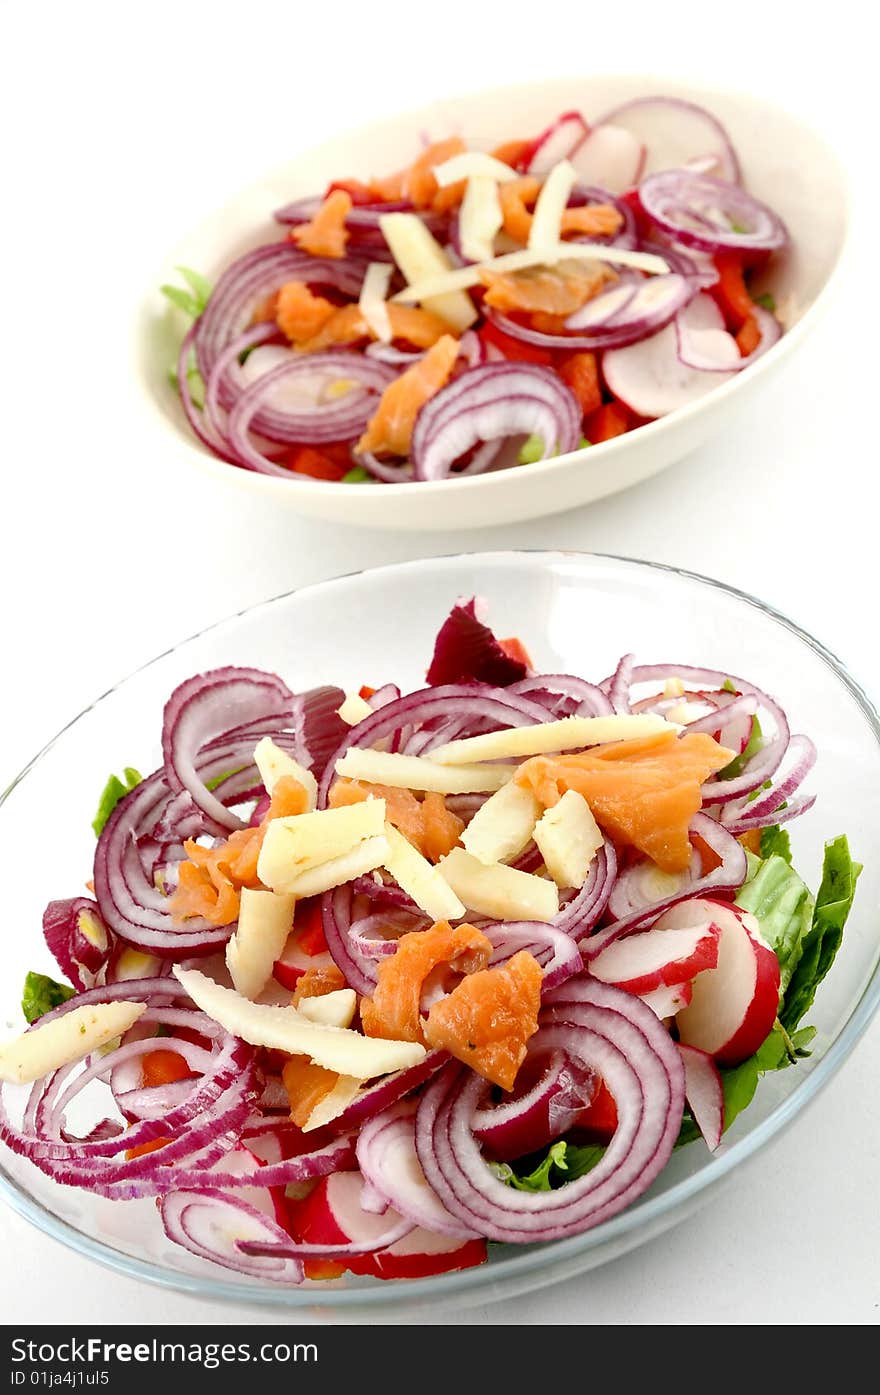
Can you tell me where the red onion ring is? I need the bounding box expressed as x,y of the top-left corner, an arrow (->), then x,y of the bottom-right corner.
356,1100 -> 478,1238
159,1190 -> 304,1282
639,171 -> 788,254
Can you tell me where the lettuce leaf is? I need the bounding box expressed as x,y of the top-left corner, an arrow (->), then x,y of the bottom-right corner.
736,854 -> 814,993
489,1138 -> 605,1191
22,971 -> 75,1024
92,767 -> 142,837
781,835 -> 861,1032
760,823 -> 792,863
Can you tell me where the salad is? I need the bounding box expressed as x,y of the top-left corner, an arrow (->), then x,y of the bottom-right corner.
163,96 -> 789,485
0,600 -> 857,1286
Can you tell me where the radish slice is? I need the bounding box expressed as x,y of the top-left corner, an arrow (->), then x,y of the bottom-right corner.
588,919 -> 720,994
678,1044 -> 724,1150
595,96 -> 741,182
675,295 -> 742,372
564,278 -> 641,330
159,1190 -> 304,1282
527,110 -> 590,175
603,320 -> 738,418
570,124 -> 645,193
637,980 -> 693,1020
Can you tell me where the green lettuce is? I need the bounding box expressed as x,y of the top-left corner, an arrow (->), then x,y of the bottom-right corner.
92,767 -> 142,837
781,835 -> 861,1032
490,1138 -> 604,1191
736,853 -> 813,993
22,972 -> 75,1024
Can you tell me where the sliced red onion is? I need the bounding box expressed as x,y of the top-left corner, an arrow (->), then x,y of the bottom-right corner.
527,110 -> 590,176
595,96 -> 741,182
472,1050 -> 596,1162
607,849 -> 703,922
273,194 -> 445,238
723,733 -> 817,826
239,1215 -> 414,1261
563,277 -> 641,329
484,920 -> 583,990
639,171 -> 788,254
42,898 -> 113,992
159,1190 -> 304,1282
721,793 -> 817,836
410,363 -> 581,481
582,813 -> 748,958
332,1051 -> 450,1132
356,449 -> 413,483
507,674 -> 614,718
162,667 -> 294,832
414,982 -> 684,1242
356,1100 -> 478,1238
176,322 -> 240,466
365,341 -> 425,367
202,322 -> 281,462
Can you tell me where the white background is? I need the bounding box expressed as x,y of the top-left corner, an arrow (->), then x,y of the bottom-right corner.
1,0 -> 877,1327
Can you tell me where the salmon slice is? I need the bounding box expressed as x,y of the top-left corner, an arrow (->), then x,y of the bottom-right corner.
356,334 -> 459,457
370,137 -> 466,211
275,282 -> 337,343
169,775 -> 309,926
491,139 -> 534,171
292,964 -> 347,1005
480,260 -> 615,317
328,779 -> 463,862
291,189 -> 352,259
295,303 -> 454,354
499,177 -> 623,246
282,1056 -> 340,1129
360,921 -> 492,1045
423,950 -> 542,1091
515,730 -> 734,874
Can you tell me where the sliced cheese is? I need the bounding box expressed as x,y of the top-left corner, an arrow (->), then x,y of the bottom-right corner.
278,834 -> 390,898
0,1001 -> 146,1085
459,174 -> 504,263
226,887 -> 296,1000
173,968 -> 424,1077
380,212 -> 478,331
391,241 -> 670,306
383,822 -> 466,921
257,799 -> 386,891
528,159 -> 577,253
430,713 -> 672,766
337,692 -> 375,726
334,747 -> 514,794
302,1073 -> 362,1132
438,847 -> 559,923
253,737 -> 318,808
110,948 -> 162,982
298,988 -> 357,1029
433,151 -> 519,186
532,789 -> 603,889
460,781 -> 540,866
358,261 -> 393,344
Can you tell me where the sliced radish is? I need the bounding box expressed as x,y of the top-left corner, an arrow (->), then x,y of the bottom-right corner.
595,97 -> 741,182
527,110 -> 590,175
588,918 -> 719,994
272,930 -> 333,991
637,979 -> 693,1020
676,294 -> 741,372
570,123 -> 645,193
670,900 -> 781,1065
678,1044 -> 724,1150
603,319 -> 738,418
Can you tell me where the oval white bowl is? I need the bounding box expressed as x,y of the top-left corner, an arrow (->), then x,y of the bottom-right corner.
136,74 -> 849,531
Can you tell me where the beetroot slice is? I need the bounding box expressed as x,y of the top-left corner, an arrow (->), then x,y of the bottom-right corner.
426,599 -> 528,687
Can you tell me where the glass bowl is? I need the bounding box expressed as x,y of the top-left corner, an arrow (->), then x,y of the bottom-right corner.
1,550 -> 878,1317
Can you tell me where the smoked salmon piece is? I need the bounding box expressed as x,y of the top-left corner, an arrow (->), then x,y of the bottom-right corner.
282,1056 -> 340,1129
292,964 -> 347,1005
356,334 -> 459,457
294,303 -> 454,354
515,729 -> 734,874
169,775 -> 309,926
275,282 -> 337,343
360,921 -> 492,1045
328,779 -> 463,862
291,189 -> 352,259
499,178 -> 623,245
424,950 -> 542,1091
480,261 -> 615,317
370,137 -> 466,211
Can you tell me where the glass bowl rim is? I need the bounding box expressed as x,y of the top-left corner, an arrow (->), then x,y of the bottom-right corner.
2,548 -> 879,1311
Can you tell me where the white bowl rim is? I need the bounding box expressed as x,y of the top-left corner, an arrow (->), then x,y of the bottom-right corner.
0,549 -> 878,1311
138,70 -> 853,506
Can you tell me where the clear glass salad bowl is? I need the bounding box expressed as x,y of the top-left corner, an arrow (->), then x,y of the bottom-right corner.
1,551 -> 878,1316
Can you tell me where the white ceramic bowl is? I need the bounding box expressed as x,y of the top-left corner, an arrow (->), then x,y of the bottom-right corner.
137,75 -> 849,531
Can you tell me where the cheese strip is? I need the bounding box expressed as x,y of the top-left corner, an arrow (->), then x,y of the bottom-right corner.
383,822 -> 466,921
430,713 -> 672,766
298,988 -> 357,1029
303,1074 -> 362,1132
173,968 -> 425,1077
257,799 -> 386,890
334,747 -> 515,793
459,175 -> 504,263
433,151 -> 519,186
438,847 -> 559,923
269,834 -> 390,898
253,737 -> 318,808
460,781 -> 541,866
391,241 -> 669,305
358,261 -> 393,343
0,1002 -> 146,1085
528,159 -> 577,252
380,212 -> 477,331
337,692 -> 375,725
533,789 -> 603,889
226,888 -> 296,1001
